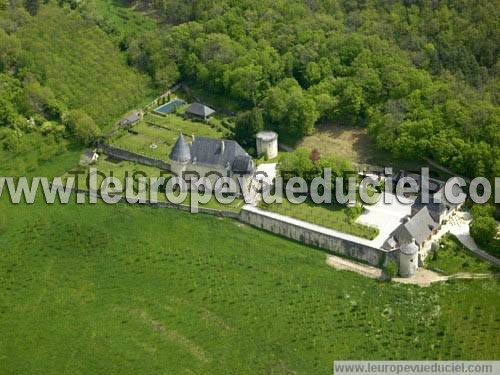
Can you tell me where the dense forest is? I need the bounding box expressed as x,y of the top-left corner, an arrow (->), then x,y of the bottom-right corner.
0,0 -> 499,179
0,2 -> 151,174
130,0 -> 499,179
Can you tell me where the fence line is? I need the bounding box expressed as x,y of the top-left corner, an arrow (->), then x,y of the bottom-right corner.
99,143 -> 171,171
57,186 -> 240,219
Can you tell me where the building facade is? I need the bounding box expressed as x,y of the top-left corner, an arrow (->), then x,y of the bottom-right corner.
169,134 -> 255,196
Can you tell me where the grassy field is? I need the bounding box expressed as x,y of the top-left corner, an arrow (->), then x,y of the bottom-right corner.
1,155 -> 500,373
109,113 -> 226,159
425,234 -> 500,275
62,157 -> 167,191
260,198 -> 379,240
296,124 -> 440,175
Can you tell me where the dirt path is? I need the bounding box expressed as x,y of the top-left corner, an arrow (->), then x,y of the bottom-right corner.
325,255 -> 496,287
325,255 -> 383,279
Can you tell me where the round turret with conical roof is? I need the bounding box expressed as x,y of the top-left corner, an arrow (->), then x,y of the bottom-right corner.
399,238 -> 419,277
169,134 -> 191,163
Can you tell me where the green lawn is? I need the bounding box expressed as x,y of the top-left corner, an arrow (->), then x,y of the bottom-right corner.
62,157 -> 168,190
260,198 -> 379,240
109,113 -> 226,159
1,158 -> 499,373
425,234 -> 500,275
1,193 -> 499,374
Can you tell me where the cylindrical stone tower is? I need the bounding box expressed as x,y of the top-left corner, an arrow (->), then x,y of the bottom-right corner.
256,131 -> 278,160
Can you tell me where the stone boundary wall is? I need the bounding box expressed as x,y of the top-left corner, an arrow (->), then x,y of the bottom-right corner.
99,144 -> 171,171
146,200 -> 241,219
240,207 -> 398,267
66,187 -> 240,219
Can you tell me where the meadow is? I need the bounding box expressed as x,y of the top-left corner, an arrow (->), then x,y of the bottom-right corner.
425,234 -> 500,275
260,198 -> 379,240
1,155 -> 498,375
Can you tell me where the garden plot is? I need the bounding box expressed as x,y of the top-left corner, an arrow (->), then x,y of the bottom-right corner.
61,157 -> 244,212
109,113 -> 226,159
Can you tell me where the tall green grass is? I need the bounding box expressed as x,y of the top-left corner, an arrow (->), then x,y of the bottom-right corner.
0,176 -> 498,373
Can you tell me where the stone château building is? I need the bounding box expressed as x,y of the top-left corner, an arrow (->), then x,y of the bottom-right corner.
169,134 -> 255,196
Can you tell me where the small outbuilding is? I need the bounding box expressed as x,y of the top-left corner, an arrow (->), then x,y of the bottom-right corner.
185,103 -> 215,121
119,111 -> 142,126
256,131 -> 278,160
79,149 -> 99,166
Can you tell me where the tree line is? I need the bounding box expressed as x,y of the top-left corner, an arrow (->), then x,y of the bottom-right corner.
1,0 -> 498,181
0,2 -> 150,173
121,0 -> 499,180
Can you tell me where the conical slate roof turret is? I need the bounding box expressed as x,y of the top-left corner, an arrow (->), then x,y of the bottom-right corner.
169,134 -> 191,162
401,238 -> 418,255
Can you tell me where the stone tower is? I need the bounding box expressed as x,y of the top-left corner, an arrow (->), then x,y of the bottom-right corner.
169,134 -> 191,179
256,131 -> 278,159
399,239 -> 419,277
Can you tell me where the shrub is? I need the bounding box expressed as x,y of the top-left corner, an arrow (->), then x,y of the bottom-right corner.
62,109 -> 101,145
234,108 -> 263,147
470,204 -> 495,220
384,260 -> 399,280
346,204 -> 363,222
470,216 -> 497,248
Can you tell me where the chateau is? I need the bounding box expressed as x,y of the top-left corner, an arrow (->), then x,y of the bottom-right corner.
168,134 -> 255,196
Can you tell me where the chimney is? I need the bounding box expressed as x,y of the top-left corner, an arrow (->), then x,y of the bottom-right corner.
221,140 -> 225,154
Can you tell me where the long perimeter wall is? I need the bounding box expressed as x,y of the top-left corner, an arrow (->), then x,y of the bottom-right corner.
99,144 -> 171,171
240,206 -> 398,267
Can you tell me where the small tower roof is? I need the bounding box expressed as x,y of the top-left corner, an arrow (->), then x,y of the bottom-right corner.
256,131 -> 278,141
169,134 -> 191,162
401,239 -> 418,255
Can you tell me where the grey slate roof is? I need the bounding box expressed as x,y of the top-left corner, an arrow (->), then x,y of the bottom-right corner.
232,155 -> 254,173
191,136 -> 253,173
120,112 -> 141,126
394,206 -> 437,246
412,195 -> 447,222
395,171 -> 441,193
169,134 -> 191,162
83,149 -> 97,158
170,135 -> 254,174
434,185 -> 464,210
185,103 -> 215,118
400,240 -> 419,255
